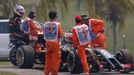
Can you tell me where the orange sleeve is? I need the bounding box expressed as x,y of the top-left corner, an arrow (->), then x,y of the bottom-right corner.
28,20 -> 39,31
58,23 -> 63,39
72,28 -> 78,48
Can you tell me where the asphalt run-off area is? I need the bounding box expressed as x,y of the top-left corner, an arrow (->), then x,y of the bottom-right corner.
0,65 -> 134,75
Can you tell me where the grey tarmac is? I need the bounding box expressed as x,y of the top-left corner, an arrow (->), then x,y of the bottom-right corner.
0,65 -> 134,75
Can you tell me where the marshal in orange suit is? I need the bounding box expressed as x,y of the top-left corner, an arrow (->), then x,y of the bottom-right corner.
89,18 -> 106,49
23,11 -> 41,53
72,15 -> 90,74
43,11 -> 63,75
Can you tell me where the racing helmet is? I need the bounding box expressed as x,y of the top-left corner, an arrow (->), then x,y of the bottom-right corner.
64,33 -> 72,43
14,5 -> 25,17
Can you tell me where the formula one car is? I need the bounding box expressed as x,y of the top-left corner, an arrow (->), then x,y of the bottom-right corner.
67,47 -> 134,74
9,31 -> 72,70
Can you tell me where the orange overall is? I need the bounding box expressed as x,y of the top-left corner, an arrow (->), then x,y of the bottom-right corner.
25,17 -> 41,53
43,21 -> 63,75
91,33 -> 106,49
72,23 -> 90,73
89,18 -> 106,49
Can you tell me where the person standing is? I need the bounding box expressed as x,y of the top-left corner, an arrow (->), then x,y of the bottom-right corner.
22,11 -> 41,53
89,18 -> 106,49
43,11 -> 63,75
81,15 -> 106,49
9,5 -> 28,44
72,15 -> 90,74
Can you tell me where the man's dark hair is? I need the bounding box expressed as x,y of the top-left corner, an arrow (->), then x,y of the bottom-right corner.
28,10 -> 36,19
28,11 -> 36,19
48,11 -> 57,19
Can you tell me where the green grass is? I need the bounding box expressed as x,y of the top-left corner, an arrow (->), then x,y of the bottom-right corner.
0,71 -> 18,75
0,61 -> 11,65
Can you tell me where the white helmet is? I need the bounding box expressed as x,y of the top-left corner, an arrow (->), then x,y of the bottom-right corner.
14,5 -> 25,17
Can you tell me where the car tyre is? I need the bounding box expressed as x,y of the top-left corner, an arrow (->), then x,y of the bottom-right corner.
16,45 -> 35,68
116,49 -> 133,73
9,46 -> 19,66
67,50 -> 83,74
